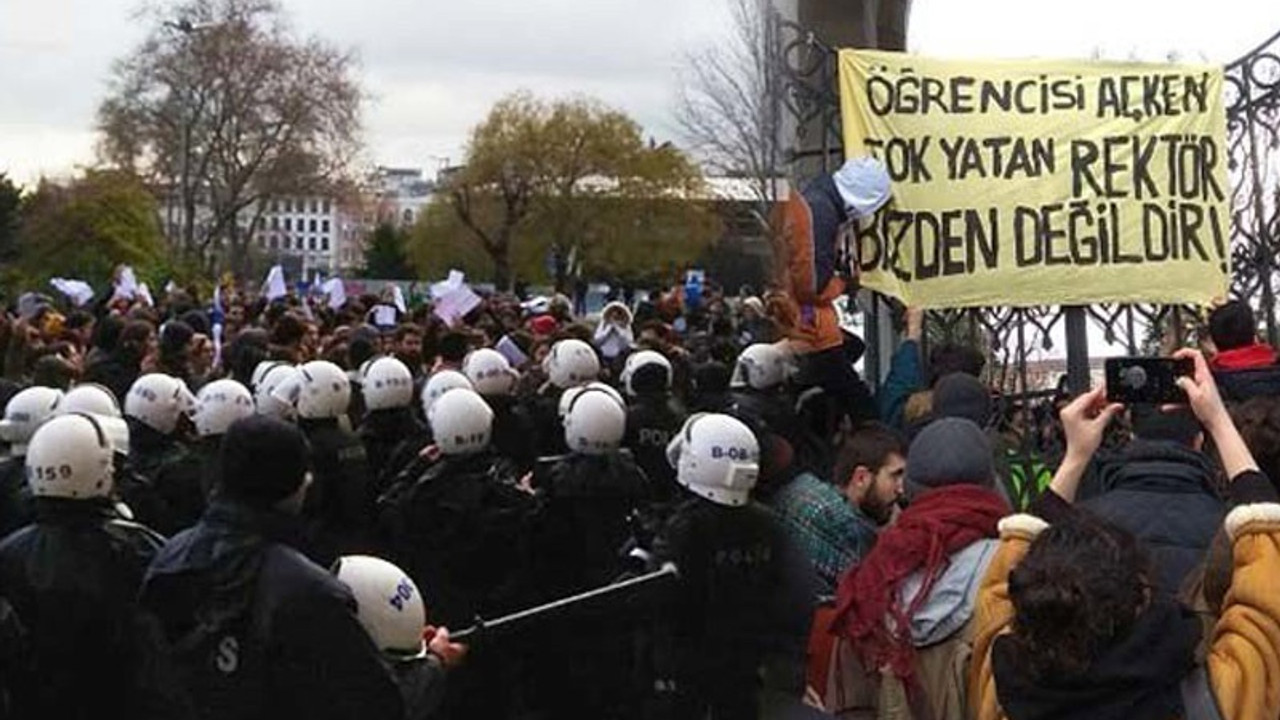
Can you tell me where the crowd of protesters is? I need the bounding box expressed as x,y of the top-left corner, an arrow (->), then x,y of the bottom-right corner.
3,165 -> 1280,720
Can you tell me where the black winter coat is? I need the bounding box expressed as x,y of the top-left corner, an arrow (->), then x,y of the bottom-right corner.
624,393 -> 687,503
0,498 -> 166,719
487,394 -> 538,473
82,351 -> 140,406
380,451 -> 533,627
0,457 -> 33,540
140,500 -> 436,720
299,418 -> 376,566
1214,365 -> 1280,403
122,420 -> 207,536
1080,440 -> 1226,595
357,408 -> 427,495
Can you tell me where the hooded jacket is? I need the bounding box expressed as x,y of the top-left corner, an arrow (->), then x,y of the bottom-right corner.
972,477 -> 1280,720
140,499 -> 408,720
594,301 -> 635,361
1080,441 -> 1225,595
776,173 -> 850,354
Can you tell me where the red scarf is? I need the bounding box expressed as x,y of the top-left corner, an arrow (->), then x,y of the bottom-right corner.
1212,342 -> 1278,371
832,484 -> 1008,682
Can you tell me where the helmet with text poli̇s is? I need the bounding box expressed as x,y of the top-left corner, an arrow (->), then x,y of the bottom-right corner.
332,555 -> 426,656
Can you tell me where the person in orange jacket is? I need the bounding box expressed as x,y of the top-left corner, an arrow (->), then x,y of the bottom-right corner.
971,348 -> 1280,720
775,156 -> 891,425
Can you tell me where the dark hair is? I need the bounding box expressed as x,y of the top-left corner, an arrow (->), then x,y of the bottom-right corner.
348,325 -> 381,369
928,344 -> 986,386
394,324 -> 422,343
65,311 -> 94,332
272,313 -> 306,347
1007,512 -> 1149,680
91,315 -> 125,353
159,320 -> 195,359
1209,300 -> 1256,352
1130,405 -> 1202,447
227,328 -> 270,387
32,353 -> 77,390
437,330 -> 470,364
1234,396 -> 1280,495
180,309 -> 210,336
832,423 -> 907,488
120,320 -> 155,351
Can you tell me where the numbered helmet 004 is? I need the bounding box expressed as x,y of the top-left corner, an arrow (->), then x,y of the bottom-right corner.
463,349 -> 518,397
256,364 -> 300,420
421,370 -> 474,417
563,387 -> 627,455
25,413 -> 115,499
666,413 -> 759,507
194,379 -> 255,438
730,344 -> 787,391
59,383 -> 122,418
558,381 -> 625,421
620,350 -> 673,397
289,361 -> 351,420
428,388 -> 493,456
332,555 -> 425,656
125,374 -> 196,435
361,357 -> 414,412
545,339 -> 600,389
0,387 -> 63,455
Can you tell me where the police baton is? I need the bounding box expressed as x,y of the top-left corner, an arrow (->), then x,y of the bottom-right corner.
450,563 -> 679,643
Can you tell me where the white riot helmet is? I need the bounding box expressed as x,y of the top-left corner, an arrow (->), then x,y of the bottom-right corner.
558,381 -> 625,421
251,360 -> 283,391
428,388 -> 493,456
282,360 -> 351,420
332,555 -> 426,656
463,349 -> 518,397
620,350 -> 673,397
731,344 -> 787,391
59,383 -> 123,418
361,357 -> 414,412
256,364 -> 300,420
563,387 -> 627,455
25,413 -> 115,500
545,339 -> 600,389
666,413 -> 759,507
124,374 -> 197,435
194,379 -> 255,438
0,387 -> 63,456
421,370 -> 474,417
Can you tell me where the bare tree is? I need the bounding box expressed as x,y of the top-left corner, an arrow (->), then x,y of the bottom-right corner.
97,0 -> 362,276
675,0 -> 784,232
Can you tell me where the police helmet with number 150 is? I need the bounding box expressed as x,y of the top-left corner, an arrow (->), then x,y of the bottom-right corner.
666,413 -> 760,507
25,413 -> 115,499
332,555 -> 426,656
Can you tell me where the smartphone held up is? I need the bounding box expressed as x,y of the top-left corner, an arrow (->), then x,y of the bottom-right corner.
1105,356 -> 1195,405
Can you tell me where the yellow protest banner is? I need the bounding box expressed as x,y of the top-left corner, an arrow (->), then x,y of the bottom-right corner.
838,49 -> 1230,309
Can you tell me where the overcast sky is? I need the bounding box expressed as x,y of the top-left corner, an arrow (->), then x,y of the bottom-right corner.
3,0 -> 1280,188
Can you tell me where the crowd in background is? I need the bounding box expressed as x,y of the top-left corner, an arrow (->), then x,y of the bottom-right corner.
3,269 -> 1280,720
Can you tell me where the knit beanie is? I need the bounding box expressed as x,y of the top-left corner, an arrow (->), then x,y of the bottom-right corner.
218,415 -> 310,507
907,417 -> 994,491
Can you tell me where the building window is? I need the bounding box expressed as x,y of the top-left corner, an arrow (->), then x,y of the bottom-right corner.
269,236 -> 278,250
309,219 -> 317,233
322,200 -> 331,214
283,218 -> 292,231
271,217 -> 279,230
310,200 -> 318,213
322,219 -> 330,233
271,200 -> 279,212
321,237 -> 330,251
308,237 -> 316,251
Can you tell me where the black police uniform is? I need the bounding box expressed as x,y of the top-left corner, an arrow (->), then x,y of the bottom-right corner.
299,418 -> 377,566
122,419 -> 207,535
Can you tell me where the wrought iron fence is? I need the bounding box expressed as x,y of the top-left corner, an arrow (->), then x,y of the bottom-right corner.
774,18 -> 1280,398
